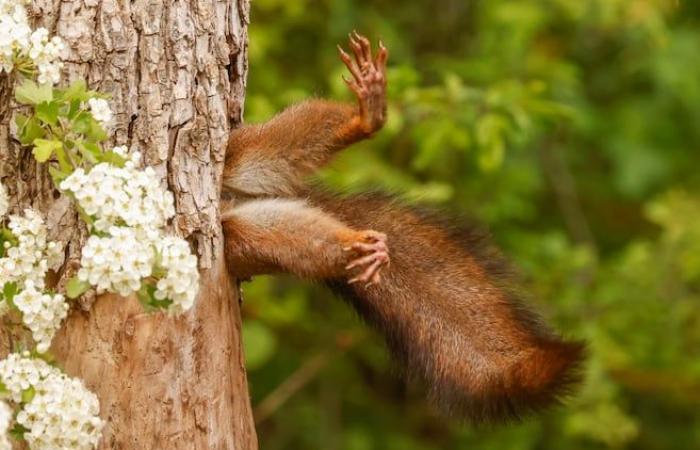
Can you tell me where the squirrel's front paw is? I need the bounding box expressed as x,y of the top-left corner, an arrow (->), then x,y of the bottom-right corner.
344,230 -> 390,287
337,32 -> 388,135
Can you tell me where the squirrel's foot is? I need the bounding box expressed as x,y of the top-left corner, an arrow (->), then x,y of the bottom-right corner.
337,31 -> 388,135
344,230 -> 390,287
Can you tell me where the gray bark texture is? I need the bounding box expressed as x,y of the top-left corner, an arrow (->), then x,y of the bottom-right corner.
0,0 -> 258,448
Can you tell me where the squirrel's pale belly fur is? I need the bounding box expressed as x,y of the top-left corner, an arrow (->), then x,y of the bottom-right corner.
220,33 -> 585,424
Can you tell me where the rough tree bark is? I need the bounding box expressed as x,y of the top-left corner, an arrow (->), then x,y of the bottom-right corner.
0,0 -> 257,448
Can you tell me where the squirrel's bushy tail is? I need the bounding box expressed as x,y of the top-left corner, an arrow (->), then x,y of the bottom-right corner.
312,191 -> 585,424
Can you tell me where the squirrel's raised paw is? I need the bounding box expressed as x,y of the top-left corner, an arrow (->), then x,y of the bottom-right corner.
337,31 -> 388,134
344,230 -> 390,287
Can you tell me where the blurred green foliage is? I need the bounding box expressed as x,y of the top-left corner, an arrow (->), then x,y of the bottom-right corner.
240,0 -> 700,448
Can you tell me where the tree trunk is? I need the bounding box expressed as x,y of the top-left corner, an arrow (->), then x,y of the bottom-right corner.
0,0 -> 257,448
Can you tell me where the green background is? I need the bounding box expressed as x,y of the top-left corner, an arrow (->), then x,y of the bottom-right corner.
240,1 -> 700,448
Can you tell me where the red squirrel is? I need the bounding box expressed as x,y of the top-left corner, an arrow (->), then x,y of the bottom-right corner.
221,32 -> 585,424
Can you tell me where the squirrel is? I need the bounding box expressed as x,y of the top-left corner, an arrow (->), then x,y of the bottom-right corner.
220,32 -> 585,424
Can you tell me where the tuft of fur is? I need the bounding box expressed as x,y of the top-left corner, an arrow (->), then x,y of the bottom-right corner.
311,190 -> 585,424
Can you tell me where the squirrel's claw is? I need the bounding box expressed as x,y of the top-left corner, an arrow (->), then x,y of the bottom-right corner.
346,230 -> 389,287
338,32 -> 388,134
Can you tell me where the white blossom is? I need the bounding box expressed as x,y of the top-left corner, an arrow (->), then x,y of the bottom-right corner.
13,281 -> 69,353
27,27 -> 64,85
19,373 -> 103,450
0,182 -> 8,217
0,353 -> 103,450
87,98 -> 112,127
154,236 -> 199,314
77,226 -> 155,296
0,0 -> 31,73
0,401 -> 11,450
111,145 -> 129,158
0,2 -> 64,84
0,209 -> 62,289
60,156 -> 175,233
0,352 -> 56,403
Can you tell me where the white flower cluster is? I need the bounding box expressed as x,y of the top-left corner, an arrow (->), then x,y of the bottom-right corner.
59,151 -> 199,313
14,281 -> 69,353
155,236 -> 199,313
87,98 -> 112,128
0,353 -> 103,450
0,182 -> 7,217
0,209 -> 62,289
0,401 -> 11,450
27,28 -> 65,85
0,0 -> 64,84
77,226 -> 154,296
0,0 -> 31,73
0,208 -> 67,351
0,353 -> 54,402
60,152 -> 175,232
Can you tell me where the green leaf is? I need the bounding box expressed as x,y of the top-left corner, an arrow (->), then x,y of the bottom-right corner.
3,282 -> 18,307
21,386 -> 35,404
14,114 -> 29,129
65,277 -> 90,299
31,139 -> 63,163
137,283 -> 173,312
66,99 -> 82,120
54,144 -> 73,172
0,229 -> 12,258
35,101 -> 59,126
72,114 -> 106,142
0,380 -> 7,394
57,79 -> 88,102
72,112 -> 92,134
76,141 -> 100,164
9,424 -> 29,441
48,166 -> 69,186
100,150 -> 127,167
18,117 -> 45,146
86,118 -> 108,142
15,79 -> 53,105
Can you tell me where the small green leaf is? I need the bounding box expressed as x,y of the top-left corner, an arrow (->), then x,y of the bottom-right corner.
36,101 -> 59,126
57,79 -> 88,102
66,277 -> 90,299
15,79 -> 53,105
76,142 -> 100,164
54,144 -> 73,172
100,150 -> 127,167
9,424 -> 29,440
0,229 -> 16,247
14,114 -> 29,129
66,99 -> 82,120
0,380 -> 7,394
48,166 -> 69,185
32,139 -> 63,163
137,283 -> 173,312
3,282 -> 18,307
18,117 -> 45,146
86,118 -> 108,142
72,112 -> 92,134
21,386 -> 35,403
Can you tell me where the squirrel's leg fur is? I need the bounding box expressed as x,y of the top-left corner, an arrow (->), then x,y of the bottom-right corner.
222,198 -> 389,283
223,33 -> 387,197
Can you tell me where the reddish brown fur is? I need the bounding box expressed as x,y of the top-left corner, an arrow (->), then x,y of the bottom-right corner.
221,34 -> 585,424
313,192 -> 585,422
